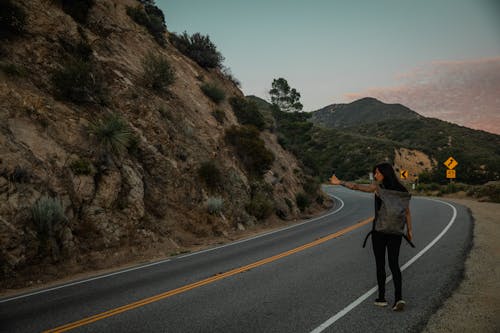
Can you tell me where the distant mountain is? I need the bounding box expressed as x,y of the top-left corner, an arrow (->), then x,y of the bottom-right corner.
247,96 -> 500,184
310,97 -> 421,128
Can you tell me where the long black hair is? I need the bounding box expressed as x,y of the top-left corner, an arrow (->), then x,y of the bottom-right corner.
373,163 -> 408,192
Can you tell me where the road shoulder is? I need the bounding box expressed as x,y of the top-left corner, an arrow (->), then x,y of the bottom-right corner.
421,198 -> 500,333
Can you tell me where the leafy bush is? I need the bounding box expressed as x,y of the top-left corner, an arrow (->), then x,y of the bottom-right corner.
225,125 -> 274,176
212,109 -> 226,124
467,183 -> 500,203
201,83 -> 225,104
90,113 -> 133,156
4,165 -> 30,183
415,183 -> 440,192
51,59 -> 106,104
0,0 -> 26,39
207,197 -> 224,215
295,192 -> 311,212
198,161 -> 223,191
70,159 -> 93,175
31,196 -> 67,256
229,97 -> 266,130
170,32 -> 224,69
126,3 -> 166,46
142,52 -> 175,92
246,194 -> 273,220
58,38 -> 93,62
303,176 -> 320,196
60,0 -> 95,24
246,181 -> 274,220
221,66 -> 241,88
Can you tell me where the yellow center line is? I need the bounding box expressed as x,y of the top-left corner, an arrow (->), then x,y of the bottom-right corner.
44,217 -> 373,333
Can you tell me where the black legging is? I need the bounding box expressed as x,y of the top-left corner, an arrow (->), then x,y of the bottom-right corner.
372,231 -> 403,301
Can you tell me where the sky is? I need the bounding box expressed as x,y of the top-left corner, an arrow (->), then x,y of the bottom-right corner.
159,0 -> 500,134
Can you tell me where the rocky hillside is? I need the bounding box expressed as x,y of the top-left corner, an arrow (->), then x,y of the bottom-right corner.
0,0 -> 330,289
310,97 -> 421,129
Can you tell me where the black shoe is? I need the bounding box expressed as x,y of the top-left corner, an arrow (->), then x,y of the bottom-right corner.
374,298 -> 388,307
392,299 -> 406,311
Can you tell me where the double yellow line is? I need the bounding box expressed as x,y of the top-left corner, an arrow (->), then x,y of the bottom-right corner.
45,217 -> 372,332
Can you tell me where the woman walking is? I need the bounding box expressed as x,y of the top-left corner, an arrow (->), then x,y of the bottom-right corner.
329,163 -> 412,311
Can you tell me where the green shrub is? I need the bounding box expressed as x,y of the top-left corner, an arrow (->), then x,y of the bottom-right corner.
246,193 -> 273,220
127,134 -> 140,156
126,3 -> 166,46
225,125 -> 274,176
170,32 -> 224,68
61,0 -> 95,24
90,113 -> 133,156
31,196 -> 67,256
51,59 -> 106,104
467,183 -> 500,203
0,62 -> 25,76
201,83 -> 225,104
416,182 -> 440,192
296,192 -> 311,212
70,159 -> 93,175
212,109 -> 226,124
126,6 -> 149,27
142,52 -> 175,92
0,0 -> 26,39
221,66 -> 241,88
6,165 -> 30,183
229,97 -> 266,130
58,38 -> 93,62
246,181 -> 274,220
207,197 -> 224,215
303,176 -> 320,196
198,161 -> 223,191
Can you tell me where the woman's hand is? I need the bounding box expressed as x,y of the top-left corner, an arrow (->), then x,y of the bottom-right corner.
330,174 -> 342,185
407,229 -> 413,241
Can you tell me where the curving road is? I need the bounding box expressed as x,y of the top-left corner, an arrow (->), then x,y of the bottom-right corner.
0,186 -> 473,332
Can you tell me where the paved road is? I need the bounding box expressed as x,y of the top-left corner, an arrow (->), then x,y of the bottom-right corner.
0,186 -> 472,332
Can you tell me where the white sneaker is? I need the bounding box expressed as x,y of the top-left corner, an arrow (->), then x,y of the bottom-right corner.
392,300 -> 406,311
374,298 -> 388,307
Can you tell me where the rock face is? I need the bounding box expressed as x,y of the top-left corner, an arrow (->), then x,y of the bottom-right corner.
0,0 -> 329,287
394,148 -> 435,182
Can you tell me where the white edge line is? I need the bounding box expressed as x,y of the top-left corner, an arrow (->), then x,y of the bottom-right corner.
310,198 -> 458,333
0,194 -> 345,304
0,258 -> 172,304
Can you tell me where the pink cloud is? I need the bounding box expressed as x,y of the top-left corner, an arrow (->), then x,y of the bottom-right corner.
345,57 -> 500,135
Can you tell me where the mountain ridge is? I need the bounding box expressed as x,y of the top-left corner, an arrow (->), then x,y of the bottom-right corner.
310,97 -> 422,128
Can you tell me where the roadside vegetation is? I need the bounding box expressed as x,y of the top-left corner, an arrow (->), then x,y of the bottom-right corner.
126,0 -> 166,46
0,0 -> 26,39
142,52 -> 175,92
170,31 -> 224,69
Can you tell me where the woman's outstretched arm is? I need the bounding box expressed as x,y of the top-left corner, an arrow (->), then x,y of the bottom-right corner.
329,175 -> 376,193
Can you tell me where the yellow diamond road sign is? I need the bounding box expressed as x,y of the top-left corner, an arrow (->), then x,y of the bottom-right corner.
444,157 -> 458,170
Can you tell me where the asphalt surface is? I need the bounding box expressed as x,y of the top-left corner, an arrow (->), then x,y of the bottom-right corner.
0,186 -> 473,333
